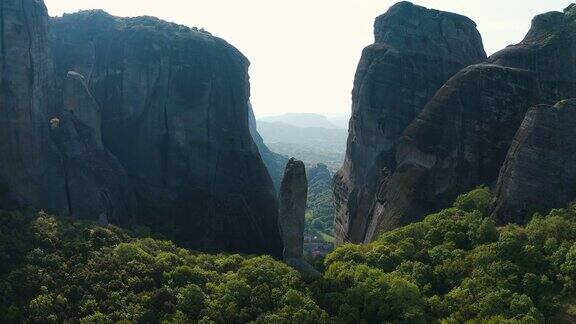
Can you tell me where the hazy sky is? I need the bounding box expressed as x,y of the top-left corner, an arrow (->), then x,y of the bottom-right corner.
45,0 -> 572,118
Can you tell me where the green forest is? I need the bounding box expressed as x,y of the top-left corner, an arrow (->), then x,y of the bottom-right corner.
2,188 -> 575,323
305,166 -> 335,245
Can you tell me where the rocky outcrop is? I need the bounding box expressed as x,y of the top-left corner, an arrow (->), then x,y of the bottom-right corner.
61,72 -> 103,146
488,4 -> 576,100
249,104 -> 289,192
0,0 -> 66,211
334,1 -> 487,244
279,158 -> 307,259
50,72 -> 135,225
279,158 -> 319,278
361,4 -> 576,242
492,99 -> 576,224
48,10 -> 282,256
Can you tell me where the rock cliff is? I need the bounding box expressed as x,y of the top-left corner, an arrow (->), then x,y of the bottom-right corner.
50,72 -> 136,225
48,10 -> 282,256
334,1 -> 486,244
0,0 -> 67,211
0,2 -> 283,257
360,4 -> 576,242
492,99 -> 576,224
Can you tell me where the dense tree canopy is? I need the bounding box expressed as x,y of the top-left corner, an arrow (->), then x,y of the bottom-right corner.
314,188 -> 576,323
1,188 -> 575,323
0,211 -> 327,323
305,169 -> 335,244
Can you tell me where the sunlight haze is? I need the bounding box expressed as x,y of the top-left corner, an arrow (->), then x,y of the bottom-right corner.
45,0 -> 573,118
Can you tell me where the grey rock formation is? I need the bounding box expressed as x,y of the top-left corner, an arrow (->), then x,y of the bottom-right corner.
0,0 -> 67,211
0,1 -> 283,257
334,1 -> 486,244
50,72 -> 136,225
488,4 -> 576,100
0,1 -> 133,225
49,10 -> 283,256
61,72 -> 103,146
363,4 -> 576,242
492,99 -> 576,224
248,104 -> 289,193
279,158 -> 308,259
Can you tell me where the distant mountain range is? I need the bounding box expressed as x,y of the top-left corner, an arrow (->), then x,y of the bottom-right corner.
326,116 -> 350,129
256,113 -> 349,171
259,113 -> 349,130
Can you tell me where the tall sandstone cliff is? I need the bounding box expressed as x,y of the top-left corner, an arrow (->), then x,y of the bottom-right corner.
358,4 -> 576,243
49,71 -> 136,226
0,2 -> 282,256
0,0 -> 67,211
492,99 -> 576,224
48,10 -> 282,255
334,2 -> 486,244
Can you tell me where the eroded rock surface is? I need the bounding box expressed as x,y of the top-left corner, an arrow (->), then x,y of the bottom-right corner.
334,1 -> 486,244
0,2 -> 283,257
364,4 -> 576,242
50,72 -> 136,225
492,99 -> 576,224
279,158 -> 307,259
49,10 -> 282,256
0,0 -> 66,211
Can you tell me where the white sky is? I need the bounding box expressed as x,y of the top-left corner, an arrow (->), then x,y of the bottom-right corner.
45,0 -> 573,118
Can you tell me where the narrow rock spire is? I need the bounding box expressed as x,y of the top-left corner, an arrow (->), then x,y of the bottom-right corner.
279,158 -> 308,260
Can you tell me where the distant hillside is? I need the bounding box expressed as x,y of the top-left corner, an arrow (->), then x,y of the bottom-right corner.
248,105 -> 289,192
260,113 -> 344,129
327,116 -> 350,129
256,121 -> 347,171
305,164 -> 335,253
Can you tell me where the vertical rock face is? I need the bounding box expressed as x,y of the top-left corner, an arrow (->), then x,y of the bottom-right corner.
279,158 -> 307,259
488,4 -> 576,100
334,1 -> 486,244
49,10 -> 282,256
0,0 -> 66,211
248,103 -> 289,192
364,5 -> 576,242
1,2 -> 284,257
492,99 -> 576,224
50,72 -> 136,225
61,72 -> 103,146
